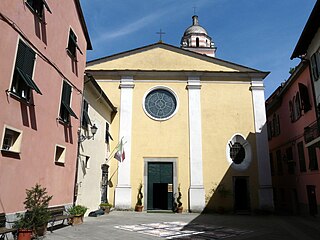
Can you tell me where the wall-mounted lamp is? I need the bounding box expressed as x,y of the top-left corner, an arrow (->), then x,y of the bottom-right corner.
79,124 -> 98,142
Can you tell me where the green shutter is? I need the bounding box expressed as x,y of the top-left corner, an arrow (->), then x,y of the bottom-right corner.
311,53 -> 319,81
14,41 -> 42,95
61,81 -> 78,119
41,0 -> 52,13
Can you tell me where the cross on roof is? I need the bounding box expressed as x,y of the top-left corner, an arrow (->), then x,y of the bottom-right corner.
156,29 -> 165,42
193,6 -> 197,15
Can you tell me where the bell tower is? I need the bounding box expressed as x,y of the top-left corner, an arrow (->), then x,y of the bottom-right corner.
181,15 -> 217,57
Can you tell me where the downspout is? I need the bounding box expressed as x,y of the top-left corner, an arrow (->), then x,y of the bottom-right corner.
73,75 -> 90,205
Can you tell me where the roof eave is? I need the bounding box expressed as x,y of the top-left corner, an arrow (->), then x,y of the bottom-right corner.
291,1 -> 320,59
84,73 -> 117,114
75,0 -> 92,50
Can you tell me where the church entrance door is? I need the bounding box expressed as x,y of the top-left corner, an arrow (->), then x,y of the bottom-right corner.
233,177 -> 250,212
147,162 -> 173,210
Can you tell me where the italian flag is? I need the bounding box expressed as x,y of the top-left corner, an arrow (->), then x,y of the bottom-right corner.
114,139 -> 125,162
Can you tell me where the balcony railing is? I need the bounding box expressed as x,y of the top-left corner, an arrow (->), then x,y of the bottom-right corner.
304,120 -> 320,144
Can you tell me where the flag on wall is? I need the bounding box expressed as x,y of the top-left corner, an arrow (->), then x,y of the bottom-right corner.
114,139 -> 125,162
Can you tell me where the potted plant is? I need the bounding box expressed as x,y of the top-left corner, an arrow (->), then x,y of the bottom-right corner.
67,205 -> 88,225
174,184 -> 183,213
135,183 -> 143,212
14,183 -> 53,239
176,184 -> 183,213
14,212 -> 33,240
99,203 -> 112,214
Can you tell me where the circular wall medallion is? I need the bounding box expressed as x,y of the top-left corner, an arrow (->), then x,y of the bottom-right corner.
143,87 -> 178,121
226,134 -> 252,171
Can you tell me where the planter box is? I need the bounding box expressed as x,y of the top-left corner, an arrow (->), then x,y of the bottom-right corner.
71,215 -> 84,225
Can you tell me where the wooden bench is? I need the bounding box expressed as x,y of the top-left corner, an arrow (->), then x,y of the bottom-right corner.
0,213 -> 16,240
47,206 -> 73,232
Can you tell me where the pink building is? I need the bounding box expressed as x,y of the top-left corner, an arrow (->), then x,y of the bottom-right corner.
266,61 -> 319,215
0,0 -> 91,217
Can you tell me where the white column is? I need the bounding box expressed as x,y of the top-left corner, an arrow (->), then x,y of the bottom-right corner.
115,76 -> 134,209
251,79 -> 274,211
187,76 -> 205,212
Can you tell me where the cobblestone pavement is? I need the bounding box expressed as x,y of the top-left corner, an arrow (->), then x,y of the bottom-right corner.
40,211 -> 320,240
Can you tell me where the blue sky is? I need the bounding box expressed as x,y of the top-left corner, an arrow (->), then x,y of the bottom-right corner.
80,0 -> 316,98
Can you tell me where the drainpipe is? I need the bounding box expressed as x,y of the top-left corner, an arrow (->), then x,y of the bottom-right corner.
73,75 -> 90,205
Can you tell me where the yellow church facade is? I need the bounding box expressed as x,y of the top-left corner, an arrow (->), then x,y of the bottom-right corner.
86,42 -> 273,213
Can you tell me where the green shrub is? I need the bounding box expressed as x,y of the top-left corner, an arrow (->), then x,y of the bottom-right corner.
67,205 -> 88,216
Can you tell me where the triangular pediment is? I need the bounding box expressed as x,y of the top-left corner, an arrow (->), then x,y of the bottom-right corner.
86,43 -> 263,73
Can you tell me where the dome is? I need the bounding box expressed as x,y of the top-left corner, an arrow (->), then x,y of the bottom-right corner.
184,25 -> 208,36
183,15 -> 208,36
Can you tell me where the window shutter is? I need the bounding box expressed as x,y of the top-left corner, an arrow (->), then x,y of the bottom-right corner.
311,53 -> 319,81
62,81 -> 72,105
289,101 -> 293,122
23,46 -> 36,78
15,41 -> 36,77
316,51 -> 320,78
298,83 -> 311,112
68,30 -> 77,57
41,0 -> 52,13
277,114 -> 281,135
13,41 -> 41,95
81,100 -> 91,127
105,122 -> 113,144
60,81 -> 77,120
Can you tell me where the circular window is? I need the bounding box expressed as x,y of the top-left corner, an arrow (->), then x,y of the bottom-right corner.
226,134 -> 252,171
230,142 -> 246,164
143,87 -> 178,120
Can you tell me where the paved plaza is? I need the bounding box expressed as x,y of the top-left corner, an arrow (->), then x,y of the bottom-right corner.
43,211 -> 320,240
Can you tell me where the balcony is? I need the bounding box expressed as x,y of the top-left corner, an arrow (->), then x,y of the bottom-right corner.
304,120 -> 320,147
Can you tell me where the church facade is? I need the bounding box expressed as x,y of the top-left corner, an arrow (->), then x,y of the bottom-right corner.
86,16 -> 273,213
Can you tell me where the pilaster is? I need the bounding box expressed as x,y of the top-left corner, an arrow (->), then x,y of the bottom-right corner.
187,76 -> 205,212
115,76 -> 134,209
251,79 -> 274,210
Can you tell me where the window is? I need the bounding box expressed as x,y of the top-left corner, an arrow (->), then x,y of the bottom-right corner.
286,147 -> 295,174
289,94 -> 302,122
294,93 -> 301,119
298,83 -> 311,112
297,141 -> 306,172
270,152 -> 275,176
85,156 -> 90,168
226,134 -> 252,171
308,146 -> 319,171
230,142 -> 245,164
276,150 -> 283,175
67,29 -> 82,59
11,40 -> 42,100
1,127 -> 22,153
196,37 -> 199,47
81,99 -> 91,128
267,120 -> 273,140
289,100 -> 294,122
144,87 -> 178,121
26,0 -> 52,18
105,122 -> 113,144
54,145 -> 66,165
310,51 -> 320,81
272,114 -> 280,137
59,81 -> 77,123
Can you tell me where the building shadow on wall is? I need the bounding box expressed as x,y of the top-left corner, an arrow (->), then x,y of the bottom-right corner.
181,131 -> 273,236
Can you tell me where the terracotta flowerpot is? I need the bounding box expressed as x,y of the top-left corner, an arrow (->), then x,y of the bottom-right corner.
17,229 -> 33,240
135,205 -> 143,212
34,224 -> 47,236
102,206 -> 110,214
71,215 -> 84,225
176,207 -> 183,213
